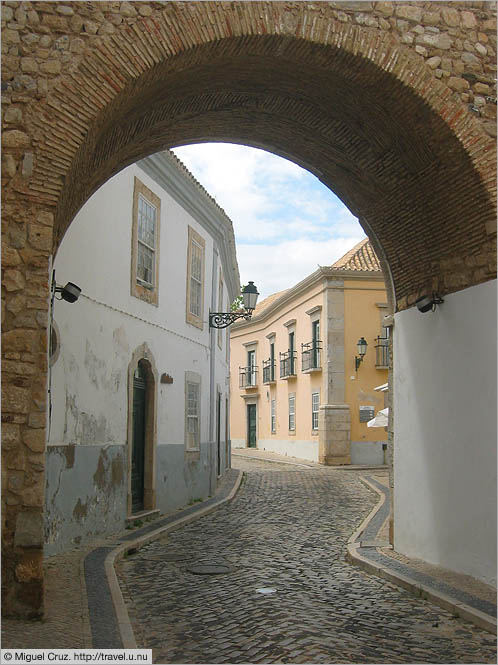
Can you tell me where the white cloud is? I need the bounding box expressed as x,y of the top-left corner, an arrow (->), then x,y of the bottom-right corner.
237,235 -> 366,301
172,143 -> 365,298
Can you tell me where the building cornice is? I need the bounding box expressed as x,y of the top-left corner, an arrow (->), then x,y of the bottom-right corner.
232,266 -> 385,330
138,151 -> 240,301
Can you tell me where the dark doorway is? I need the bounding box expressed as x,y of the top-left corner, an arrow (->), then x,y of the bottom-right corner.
132,361 -> 147,512
247,404 -> 257,448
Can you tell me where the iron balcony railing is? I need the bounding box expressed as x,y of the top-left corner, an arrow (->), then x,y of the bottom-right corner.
375,336 -> 390,368
301,340 -> 322,371
239,365 -> 258,388
279,350 -> 297,378
262,359 -> 276,384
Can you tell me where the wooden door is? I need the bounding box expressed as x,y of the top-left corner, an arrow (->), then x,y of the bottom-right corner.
247,404 -> 257,448
132,366 -> 146,512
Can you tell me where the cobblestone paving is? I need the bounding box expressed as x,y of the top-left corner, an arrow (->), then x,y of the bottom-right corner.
117,458 -> 497,664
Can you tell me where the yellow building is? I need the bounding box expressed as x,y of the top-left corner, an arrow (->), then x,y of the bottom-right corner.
230,239 -> 389,465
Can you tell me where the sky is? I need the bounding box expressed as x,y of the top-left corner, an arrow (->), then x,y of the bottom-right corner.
172,143 -> 365,302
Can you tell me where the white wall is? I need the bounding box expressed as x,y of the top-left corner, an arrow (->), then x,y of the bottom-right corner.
47,157 -> 236,551
394,280 -> 497,585
258,438 -> 319,462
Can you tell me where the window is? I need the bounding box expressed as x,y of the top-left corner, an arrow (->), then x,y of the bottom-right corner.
131,177 -> 160,305
312,320 -> 320,367
289,394 -> 296,431
271,399 -> 276,434
289,331 -> 295,374
247,349 -> 256,386
186,227 -> 205,329
137,196 -> 156,286
49,320 -> 60,366
185,371 -> 201,452
312,392 -> 320,430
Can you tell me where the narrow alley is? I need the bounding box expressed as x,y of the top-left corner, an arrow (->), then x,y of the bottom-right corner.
116,456 -> 495,664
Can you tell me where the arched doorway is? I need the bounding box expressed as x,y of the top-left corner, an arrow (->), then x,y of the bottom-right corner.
127,347 -> 157,518
131,360 -> 147,513
2,2 -> 496,616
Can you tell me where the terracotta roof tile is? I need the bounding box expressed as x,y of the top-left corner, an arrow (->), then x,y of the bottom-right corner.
331,238 -> 381,272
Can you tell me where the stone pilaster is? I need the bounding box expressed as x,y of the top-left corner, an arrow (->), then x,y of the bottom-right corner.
318,404 -> 351,465
318,279 -> 351,465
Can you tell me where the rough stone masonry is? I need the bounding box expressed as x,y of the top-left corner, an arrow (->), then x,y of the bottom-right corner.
1,1 -> 496,617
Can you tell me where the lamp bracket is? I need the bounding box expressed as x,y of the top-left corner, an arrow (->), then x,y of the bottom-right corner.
209,311 -> 253,329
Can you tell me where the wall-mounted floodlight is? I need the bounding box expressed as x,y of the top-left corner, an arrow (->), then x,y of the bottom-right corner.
415,293 -> 444,313
54,281 -> 81,303
355,336 -> 368,371
209,281 -> 259,329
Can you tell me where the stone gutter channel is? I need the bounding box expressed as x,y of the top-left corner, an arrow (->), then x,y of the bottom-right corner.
84,468 -> 243,649
347,476 -> 497,635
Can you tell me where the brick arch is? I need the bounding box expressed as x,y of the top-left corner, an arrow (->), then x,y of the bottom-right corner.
26,12 -> 495,308
2,1 -> 497,618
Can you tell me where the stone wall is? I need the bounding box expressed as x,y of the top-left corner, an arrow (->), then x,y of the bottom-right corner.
1,1 -> 496,617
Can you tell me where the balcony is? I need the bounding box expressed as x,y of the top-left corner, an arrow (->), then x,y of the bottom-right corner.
239,365 -> 258,389
375,337 -> 390,368
279,351 -> 297,379
301,340 -> 322,372
262,359 -> 276,384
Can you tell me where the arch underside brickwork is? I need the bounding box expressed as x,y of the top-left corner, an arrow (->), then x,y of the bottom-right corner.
1,1 -> 496,617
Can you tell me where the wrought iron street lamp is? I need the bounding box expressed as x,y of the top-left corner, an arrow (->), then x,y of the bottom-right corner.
355,336 -> 368,371
209,281 -> 259,329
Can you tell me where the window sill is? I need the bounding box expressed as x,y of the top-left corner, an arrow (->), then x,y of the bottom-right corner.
302,367 -> 322,374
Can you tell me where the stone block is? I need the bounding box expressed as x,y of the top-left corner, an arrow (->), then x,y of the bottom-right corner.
461,11 -> 477,29
2,423 -> 20,450
2,329 -> 37,353
396,5 -> 422,23
23,429 -> 46,453
2,130 -> 30,149
14,511 -> 44,548
2,246 -> 21,267
375,3 -> 394,16
39,59 -> 61,75
447,77 -> 470,92
27,223 -> 52,251
15,550 -> 43,583
441,8 -> 460,27
6,294 -> 27,315
2,385 -> 29,414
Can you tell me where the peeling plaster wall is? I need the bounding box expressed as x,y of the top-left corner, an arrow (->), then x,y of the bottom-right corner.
45,445 -> 126,555
46,157 -> 235,553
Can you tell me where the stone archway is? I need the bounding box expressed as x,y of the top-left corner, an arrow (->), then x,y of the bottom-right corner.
2,1 -> 496,617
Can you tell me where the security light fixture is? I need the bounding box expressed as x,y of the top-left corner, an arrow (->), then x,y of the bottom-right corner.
209,281 -> 259,329
415,293 -> 444,313
54,281 -> 81,303
355,336 -> 368,371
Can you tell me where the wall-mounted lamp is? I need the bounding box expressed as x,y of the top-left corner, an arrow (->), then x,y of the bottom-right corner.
54,281 -> 81,303
209,281 -> 259,329
415,293 -> 444,313
355,336 -> 368,371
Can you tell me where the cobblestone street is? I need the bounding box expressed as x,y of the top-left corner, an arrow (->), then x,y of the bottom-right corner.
117,458 -> 496,664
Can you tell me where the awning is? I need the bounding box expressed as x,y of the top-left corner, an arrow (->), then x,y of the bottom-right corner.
367,407 -> 389,428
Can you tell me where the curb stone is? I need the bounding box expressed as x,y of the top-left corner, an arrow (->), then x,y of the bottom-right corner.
347,475 -> 497,635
